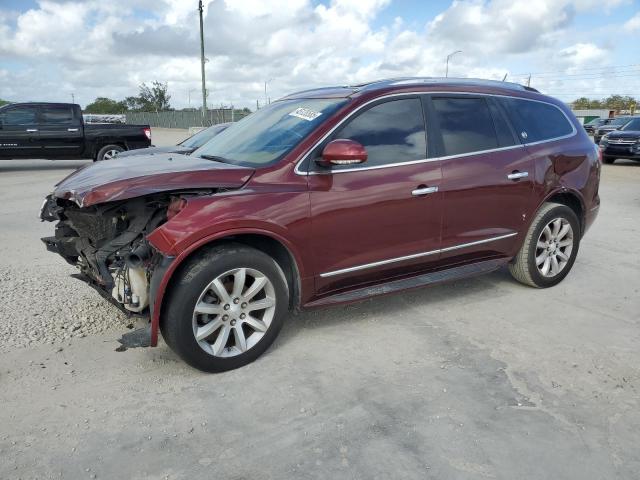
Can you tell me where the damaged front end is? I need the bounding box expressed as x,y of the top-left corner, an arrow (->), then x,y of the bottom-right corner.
40,194 -> 183,314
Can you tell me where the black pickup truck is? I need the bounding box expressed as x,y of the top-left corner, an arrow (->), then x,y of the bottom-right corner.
0,102 -> 151,161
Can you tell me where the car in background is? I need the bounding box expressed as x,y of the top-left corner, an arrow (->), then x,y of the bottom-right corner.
583,117 -> 606,135
40,77 -> 600,372
594,117 -> 634,143
117,123 -> 230,158
0,102 -> 151,161
599,117 -> 640,164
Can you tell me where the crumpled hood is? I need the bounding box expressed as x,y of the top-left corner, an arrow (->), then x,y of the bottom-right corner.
53,153 -> 255,207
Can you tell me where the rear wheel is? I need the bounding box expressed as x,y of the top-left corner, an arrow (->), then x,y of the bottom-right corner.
160,244 -> 289,372
509,203 -> 580,288
96,144 -> 124,161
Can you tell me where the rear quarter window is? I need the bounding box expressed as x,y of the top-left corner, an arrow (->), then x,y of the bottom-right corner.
501,98 -> 573,143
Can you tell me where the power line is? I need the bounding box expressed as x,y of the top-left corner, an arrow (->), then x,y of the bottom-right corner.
510,63 -> 640,77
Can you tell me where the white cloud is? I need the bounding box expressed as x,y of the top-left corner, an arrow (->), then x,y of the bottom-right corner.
0,0 -> 632,108
624,12 -> 640,31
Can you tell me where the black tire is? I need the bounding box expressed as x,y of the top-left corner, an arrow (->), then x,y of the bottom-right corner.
96,144 -> 124,161
602,156 -> 615,164
509,202 -> 580,288
160,244 -> 289,372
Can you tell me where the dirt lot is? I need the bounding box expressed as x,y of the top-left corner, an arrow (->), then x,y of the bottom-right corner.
1,130 -> 639,480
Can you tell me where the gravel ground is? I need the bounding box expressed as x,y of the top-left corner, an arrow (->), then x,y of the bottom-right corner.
0,265 -> 131,352
1,132 -> 639,480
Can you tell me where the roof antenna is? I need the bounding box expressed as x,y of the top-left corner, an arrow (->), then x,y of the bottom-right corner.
502,73 -> 508,82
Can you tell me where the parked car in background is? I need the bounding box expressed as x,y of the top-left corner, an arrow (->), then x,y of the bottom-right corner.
583,117 -> 606,134
40,78 -> 600,372
599,117 -> 640,164
0,102 -> 151,161
117,123 -> 230,158
594,117 -> 634,143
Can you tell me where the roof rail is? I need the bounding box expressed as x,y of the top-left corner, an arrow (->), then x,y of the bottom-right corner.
352,77 -> 539,93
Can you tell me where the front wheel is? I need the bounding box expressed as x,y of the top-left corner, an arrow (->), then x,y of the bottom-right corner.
509,202 -> 580,288
602,156 -> 615,164
160,244 -> 289,372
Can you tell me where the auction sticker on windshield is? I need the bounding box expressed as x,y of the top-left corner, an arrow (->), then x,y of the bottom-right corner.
288,107 -> 322,121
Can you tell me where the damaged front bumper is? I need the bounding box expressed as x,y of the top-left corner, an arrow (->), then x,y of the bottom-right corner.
40,193 -> 170,320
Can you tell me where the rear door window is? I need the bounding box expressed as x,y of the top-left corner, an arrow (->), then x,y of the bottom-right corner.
0,106 -> 38,126
328,97 -> 427,169
431,97 -> 499,156
41,105 -> 76,125
501,98 -> 573,143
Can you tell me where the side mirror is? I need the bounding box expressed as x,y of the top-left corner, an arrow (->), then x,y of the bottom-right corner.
316,139 -> 367,168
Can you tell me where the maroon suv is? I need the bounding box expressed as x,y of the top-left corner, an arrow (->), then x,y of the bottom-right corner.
41,78 -> 601,372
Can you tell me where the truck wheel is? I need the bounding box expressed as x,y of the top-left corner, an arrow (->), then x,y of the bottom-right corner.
96,144 -> 124,161
509,202 -> 580,288
160,244 -> 289,372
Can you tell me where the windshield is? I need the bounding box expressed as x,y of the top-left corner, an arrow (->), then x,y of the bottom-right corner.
610,117 -> 631,126
585,118 -> 601,125
621,118 -> 640,131
193,98 -> 348,167
180,124 -> 229,148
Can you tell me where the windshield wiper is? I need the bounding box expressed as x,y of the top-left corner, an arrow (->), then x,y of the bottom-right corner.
199,154 -> 232,163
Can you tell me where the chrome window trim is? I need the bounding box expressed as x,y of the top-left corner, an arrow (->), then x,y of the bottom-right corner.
319,232 -> 517,278
294,91 -> 577,176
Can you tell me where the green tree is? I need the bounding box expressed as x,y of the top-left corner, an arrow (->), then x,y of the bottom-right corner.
0,98 -> 10,107
84,97 -> 128,114
572,97 -> 592,109
138,81 -> 171,111
124,82 -> 171,112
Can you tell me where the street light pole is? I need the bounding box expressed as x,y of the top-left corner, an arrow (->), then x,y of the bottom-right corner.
198,0 -> 207,124
445,50 -> 462,78
264,78 -> 273,106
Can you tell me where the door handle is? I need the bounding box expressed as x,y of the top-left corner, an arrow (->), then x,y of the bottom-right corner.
411,186 -> 439,196
507,171 -> 529,181
26,129 -> 38,132
67,128 -> 79,132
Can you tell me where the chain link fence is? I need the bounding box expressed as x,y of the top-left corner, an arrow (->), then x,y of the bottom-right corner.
124,109 -> 250,129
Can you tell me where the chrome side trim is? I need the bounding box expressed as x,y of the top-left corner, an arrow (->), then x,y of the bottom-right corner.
320,249 -> 440,278
319,232 -> 518,278
438,232 -> 517,254
294,91 -> 577,176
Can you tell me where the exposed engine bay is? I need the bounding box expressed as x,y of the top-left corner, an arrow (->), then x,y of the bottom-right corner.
40,194 -> 178,313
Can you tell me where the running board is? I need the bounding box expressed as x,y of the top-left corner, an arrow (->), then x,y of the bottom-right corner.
305,258 -> 508,308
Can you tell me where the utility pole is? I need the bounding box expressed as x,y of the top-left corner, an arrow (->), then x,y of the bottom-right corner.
198,0 -> 207,125
188,88 -> 196,109
71,93 -> 75,104
526,74 -> 531,87
445,50 -> 462,78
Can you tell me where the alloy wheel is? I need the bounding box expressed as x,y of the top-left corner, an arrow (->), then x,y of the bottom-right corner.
192,268 -> 276,357
102,149 -> 120,160
535,217 -> 574,277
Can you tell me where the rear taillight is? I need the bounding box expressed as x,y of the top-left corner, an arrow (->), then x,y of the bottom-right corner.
143,127 -> 152,141
167,196 -> 188,220
597,145 -> 603,164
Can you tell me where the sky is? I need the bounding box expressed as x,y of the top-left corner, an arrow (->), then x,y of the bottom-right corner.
0,0 -> 639,109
